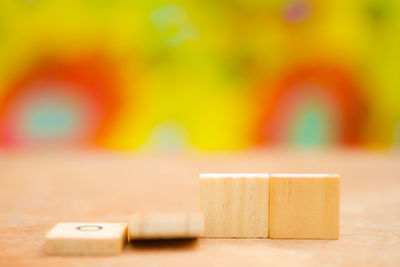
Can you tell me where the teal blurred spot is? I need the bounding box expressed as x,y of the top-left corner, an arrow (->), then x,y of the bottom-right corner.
147,120 -> 189,151
150,4 -> 199,46
290,105 -> 331,147
28,105 -> 76,138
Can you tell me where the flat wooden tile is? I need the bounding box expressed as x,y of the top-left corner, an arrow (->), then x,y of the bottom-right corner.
45,222 -> 127,255
269,173 -> 340,239
199,173 -> 269,238
128,212 -> 204,240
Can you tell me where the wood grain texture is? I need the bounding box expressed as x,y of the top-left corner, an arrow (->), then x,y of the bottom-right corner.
0,150 -> 399,266
269,174 -> 340,239
45,222 -> 127,255
128,212 -> 204,240
199,174 -> 269,238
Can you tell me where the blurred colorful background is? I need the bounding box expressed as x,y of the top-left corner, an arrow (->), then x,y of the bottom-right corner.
0,0 -> 399,151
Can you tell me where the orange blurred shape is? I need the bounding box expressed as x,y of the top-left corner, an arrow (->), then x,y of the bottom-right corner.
255,62 -> 369,146
0,52 -> 122,149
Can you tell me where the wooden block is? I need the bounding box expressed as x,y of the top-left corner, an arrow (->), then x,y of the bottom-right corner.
199,173 -> 269,238
45,222 -> 127,255
128,212 -> 204,240
269,173 -> 340,239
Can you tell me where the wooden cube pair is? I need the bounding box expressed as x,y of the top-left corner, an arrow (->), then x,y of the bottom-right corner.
199,173 -> 340,239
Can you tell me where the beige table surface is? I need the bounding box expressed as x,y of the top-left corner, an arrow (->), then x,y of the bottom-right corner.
1,149 -> 399,266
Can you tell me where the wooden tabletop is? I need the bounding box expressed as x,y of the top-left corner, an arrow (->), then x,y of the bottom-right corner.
1,150 -> 400,266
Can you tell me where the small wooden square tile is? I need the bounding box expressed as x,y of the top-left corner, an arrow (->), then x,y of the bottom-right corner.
45,222 -> 127,255
128,212 -> 204,240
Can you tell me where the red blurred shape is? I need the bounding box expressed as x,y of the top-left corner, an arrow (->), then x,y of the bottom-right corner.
0,52 -> 122,149
255,62 -> 368,146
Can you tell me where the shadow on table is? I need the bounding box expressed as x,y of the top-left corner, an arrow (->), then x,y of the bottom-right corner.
128,239 -> 198,250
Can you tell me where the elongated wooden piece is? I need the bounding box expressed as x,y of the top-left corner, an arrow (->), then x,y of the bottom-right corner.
269,173 -> 340,239
128,212 -> 204,240
45,222 -> 127,255
199,173 -> 269,238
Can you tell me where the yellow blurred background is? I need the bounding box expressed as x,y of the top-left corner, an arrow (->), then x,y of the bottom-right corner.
0,0 -> 399,151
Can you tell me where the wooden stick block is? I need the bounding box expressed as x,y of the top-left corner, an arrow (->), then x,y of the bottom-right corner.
45,222 -> 127,255
128,212 -> 204,240
269,173 -> 340,239
199,173 -> 269,238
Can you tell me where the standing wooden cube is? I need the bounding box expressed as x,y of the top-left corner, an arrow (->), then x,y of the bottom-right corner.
45,222 -> 127,255
199,173 -> 269,238
269,174 -> 340,239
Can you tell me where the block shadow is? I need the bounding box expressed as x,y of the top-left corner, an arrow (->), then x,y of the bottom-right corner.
128,238 -> 198,250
